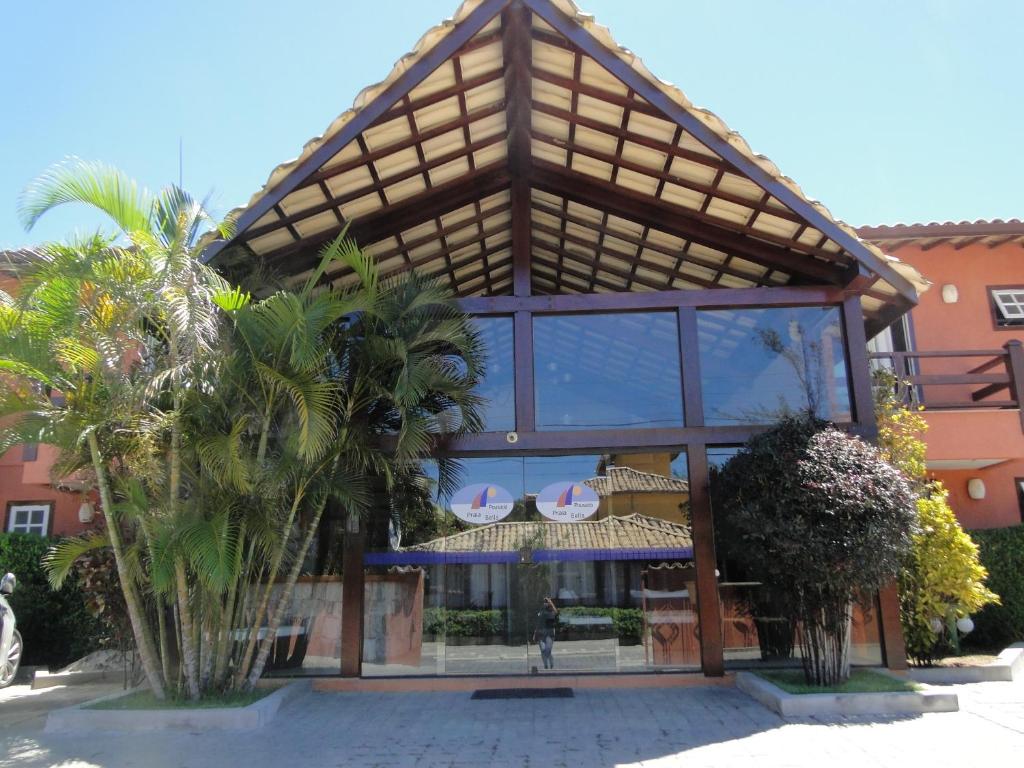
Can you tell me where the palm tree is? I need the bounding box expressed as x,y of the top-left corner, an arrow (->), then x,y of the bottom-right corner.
11,160 -> 487,697
5,159 -> 234,699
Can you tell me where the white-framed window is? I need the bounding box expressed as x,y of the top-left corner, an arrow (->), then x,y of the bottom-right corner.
6,502 -> 51,536
991,288 -> 1024,327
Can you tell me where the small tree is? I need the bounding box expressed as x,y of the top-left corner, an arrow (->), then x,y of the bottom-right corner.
873,370 -> 998,664
714,415 -> 916,686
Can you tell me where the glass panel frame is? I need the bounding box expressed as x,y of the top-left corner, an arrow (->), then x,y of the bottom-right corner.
531,311 -> 685,432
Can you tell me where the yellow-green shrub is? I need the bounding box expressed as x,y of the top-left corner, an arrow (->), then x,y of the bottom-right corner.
899,486 -> 999,663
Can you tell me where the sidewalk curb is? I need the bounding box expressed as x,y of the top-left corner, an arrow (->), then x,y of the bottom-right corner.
735,670 -> 959,717
44,680 -> 308,733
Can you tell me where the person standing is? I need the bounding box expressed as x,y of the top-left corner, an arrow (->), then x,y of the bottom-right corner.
534,597 -> 559,670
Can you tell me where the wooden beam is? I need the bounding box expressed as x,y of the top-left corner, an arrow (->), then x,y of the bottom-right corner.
202,0 -> 509,264
678,307 -> 704,428
242,133 -> 506,243
340,519 -> 365,677
842,295 -> 875,435
296,101 -> 506,191
878,583 -> 908,670
513,310 -> 536,431
259,163 -> 510,269
532,221 -> 721,290
688,445 -> 725,676
523,0 -> 918,305
531,200 -> 771,287
533,240 -> 666,292
458,284 -> 847,315
530,127 -> 807,230
530,160 -> 845,283
503,1 -> 533,297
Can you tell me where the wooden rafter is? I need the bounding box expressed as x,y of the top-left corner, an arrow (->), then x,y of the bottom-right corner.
503,1 -> 533,296
531,160 -> 844,283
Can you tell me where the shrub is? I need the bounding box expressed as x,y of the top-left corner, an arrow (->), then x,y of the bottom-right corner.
873,368 -> 999,663
713,415 -> 916,686
966,525 -> 1024,649
900,488 -> 999,664
422,608 -> 505,637
0,533 -> 103,668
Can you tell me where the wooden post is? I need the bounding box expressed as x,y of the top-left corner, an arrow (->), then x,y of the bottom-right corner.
843,294 -> 908,669
340,512 -> 365,677
1003,339 -> 1024,431
688,445 -> 724,676
877,583 -> 908,670
842,295 -> 876,440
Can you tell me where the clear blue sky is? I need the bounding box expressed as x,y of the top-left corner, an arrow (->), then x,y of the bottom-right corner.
2,0 -> 1021,249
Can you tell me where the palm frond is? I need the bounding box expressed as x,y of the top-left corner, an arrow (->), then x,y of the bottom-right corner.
19,158 -> 152,235
42,531 -> 111,588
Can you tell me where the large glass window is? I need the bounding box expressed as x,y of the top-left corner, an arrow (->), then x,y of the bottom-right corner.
473,316 -> 515,431
698,306 -> 851,426
533,312 -> 684,431
362,450 -> 699,676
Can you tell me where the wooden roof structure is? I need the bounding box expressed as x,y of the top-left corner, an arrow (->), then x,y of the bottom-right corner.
202,0 -> 926,333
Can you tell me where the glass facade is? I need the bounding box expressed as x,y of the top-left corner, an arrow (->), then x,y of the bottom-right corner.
362,451 -> 698,675
707,446 -> 883,669
257,301 -> 898,679
473,316 -> 515,431
532,312 -> 684,431
698,306 -> 851,426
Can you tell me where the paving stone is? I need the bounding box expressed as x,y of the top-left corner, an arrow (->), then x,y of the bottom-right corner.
1,679 -> 1023,766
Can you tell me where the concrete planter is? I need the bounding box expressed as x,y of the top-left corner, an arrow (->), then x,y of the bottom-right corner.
44,680 -> 307,733
906,643 -> 1024,685
735,670 -> 958,717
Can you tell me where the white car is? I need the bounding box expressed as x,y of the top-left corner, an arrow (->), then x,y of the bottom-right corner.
0,573 -> 21,688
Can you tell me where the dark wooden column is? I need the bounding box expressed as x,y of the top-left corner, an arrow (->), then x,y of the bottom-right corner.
340,513 -> 366,677
843,294 -> 908,669
503,1 -> 533,299
688,444 -> 724,676
877,583 -> 908,670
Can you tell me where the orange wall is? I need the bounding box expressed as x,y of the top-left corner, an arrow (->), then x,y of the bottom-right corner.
930,462 -> 1024,530
897,241 -> 1024,353
1,447 -> 89,537
889,240 -> 1024,529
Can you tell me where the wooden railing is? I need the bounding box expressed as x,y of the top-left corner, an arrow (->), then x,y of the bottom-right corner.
868,340 -> 1024,416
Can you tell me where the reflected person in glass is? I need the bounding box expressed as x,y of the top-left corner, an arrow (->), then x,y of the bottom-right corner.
533,597 -> 559,670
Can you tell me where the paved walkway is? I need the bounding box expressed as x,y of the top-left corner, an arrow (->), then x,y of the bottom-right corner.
1,678 -> 1023,767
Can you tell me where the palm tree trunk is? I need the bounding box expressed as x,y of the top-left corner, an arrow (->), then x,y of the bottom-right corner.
246,496 -> 329,688
232,488 -> 305,688
213,522 -> 246,686
87,431 -> 166,699
174,561 -> 201,699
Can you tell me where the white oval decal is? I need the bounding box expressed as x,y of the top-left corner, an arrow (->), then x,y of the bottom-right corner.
536,481 -> 599,522
449,483 -> 515,524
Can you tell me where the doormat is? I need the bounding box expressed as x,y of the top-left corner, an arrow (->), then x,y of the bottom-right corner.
471,688 -> 574,700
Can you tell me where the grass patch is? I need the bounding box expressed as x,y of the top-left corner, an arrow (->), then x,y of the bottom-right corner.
755,669 -> 919,695
85,687 -> 274,710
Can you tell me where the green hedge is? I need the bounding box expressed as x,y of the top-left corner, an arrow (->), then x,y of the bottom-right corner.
422,606 -> 644,644
422,608 -> 504,637
967,525 -> 1024,649
0,533 -> 103,668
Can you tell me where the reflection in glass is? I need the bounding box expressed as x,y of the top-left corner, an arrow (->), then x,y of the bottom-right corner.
473,316 -> 515,431
533,313 -> 684,431
708,445 -> 883,669
361,451 -> 701,675
698,306 -> 851,426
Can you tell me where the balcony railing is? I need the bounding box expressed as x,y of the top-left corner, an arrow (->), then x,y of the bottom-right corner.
868,340 -> 1024,416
